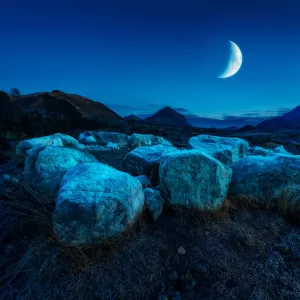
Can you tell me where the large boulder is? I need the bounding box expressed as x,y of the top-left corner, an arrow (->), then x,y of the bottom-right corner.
122,145 -> 177,184
128,133 -> 172,149
144,188 -> 164,221
53,163 -> 145,245
230,154 -> 300,208
187,135 -> 249,165
25,146 -> 98,193
16,133 -> 79,157
159,150 -> 232,210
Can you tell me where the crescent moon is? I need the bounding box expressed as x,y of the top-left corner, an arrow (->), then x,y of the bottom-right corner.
218,40 -> 243,79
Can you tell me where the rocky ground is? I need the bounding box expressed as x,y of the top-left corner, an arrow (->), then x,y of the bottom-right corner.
1,127 -> 300,300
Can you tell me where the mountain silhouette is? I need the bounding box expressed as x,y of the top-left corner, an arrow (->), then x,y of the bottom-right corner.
258,105 -> 300,130
144,106 -> 191,127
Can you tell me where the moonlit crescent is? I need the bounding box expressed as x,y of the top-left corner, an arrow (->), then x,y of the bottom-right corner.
218,40 -> 243,79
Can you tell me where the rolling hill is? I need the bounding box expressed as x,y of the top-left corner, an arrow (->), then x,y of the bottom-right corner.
13,90 -> 122,121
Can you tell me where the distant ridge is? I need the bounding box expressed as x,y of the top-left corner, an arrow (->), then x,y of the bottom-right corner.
258,105 -> 300,130
13,90 -> 122,121
124,114 -> 142,121
144,106 -> 191,127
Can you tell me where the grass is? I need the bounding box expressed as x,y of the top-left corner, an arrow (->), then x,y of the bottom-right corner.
1,178 -> 300,299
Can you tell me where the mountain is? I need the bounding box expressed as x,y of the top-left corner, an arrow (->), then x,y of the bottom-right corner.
185,114 -> 266,129
13,90 -> 122,121
258,106 -> 300,130
124,114 -> 142,121
144,107 -> 191,127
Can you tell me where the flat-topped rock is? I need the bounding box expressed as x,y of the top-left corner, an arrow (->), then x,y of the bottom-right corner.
159,150 -> 232,210
230,154 -> 300,210
24,146 -> 98,194
187,135 -> 249,165
16,133 -> 79,157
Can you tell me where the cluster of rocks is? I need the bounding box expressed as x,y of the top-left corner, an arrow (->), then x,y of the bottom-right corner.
9,131 -> 300,246
78,131 -> 171,149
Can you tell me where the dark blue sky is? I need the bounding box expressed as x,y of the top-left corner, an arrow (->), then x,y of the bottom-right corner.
2,0 -> 300,117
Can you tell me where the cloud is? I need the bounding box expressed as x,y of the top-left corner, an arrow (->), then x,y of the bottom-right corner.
222,107 -> 292,121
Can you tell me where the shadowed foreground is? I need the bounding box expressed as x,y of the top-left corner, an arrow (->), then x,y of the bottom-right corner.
1,178 -> 300,299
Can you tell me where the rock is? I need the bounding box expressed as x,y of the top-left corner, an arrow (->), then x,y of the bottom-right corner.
78,131 -> 94,143
177,246 -> 186,255
74,143 -> 86,151
85,136 -> 97,145
128,133 -> 172,149
122,145 -> 177,184
16,133 -> 79,157
159,150 -> 232,210
273,145 -> 292,155
25,146 -> 98,193
94,132 -> 129,148
53,162 -> 145,245
247,145 -> 292,157
187,135 -> 249,165
135,175 -> 152,188
144,188 -> 164,221
78,131 -> 129,148
247,146 -> 273,157
106,142 -> 119,150
230,154 -> 300,209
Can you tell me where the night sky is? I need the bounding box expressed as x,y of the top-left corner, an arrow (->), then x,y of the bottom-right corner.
2,0 -> 300,118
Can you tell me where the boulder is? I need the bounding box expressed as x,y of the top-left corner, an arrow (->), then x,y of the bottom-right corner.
230,154 -> 300,208
122,145 -> 177,184
53,163 -> 145,245
159,150 -> 232,210
106,142 -> 119,150
85,136 -> 97,145
135,175 -> 152,188
25,146 -> 98,193
247,145 -> 292,157
187,135 -> 249,165
144,188 -> 164,221
247,146 -> 273,157
16,133 -> 79,157
128,133 -> 172,149
78,131 -> 94,143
